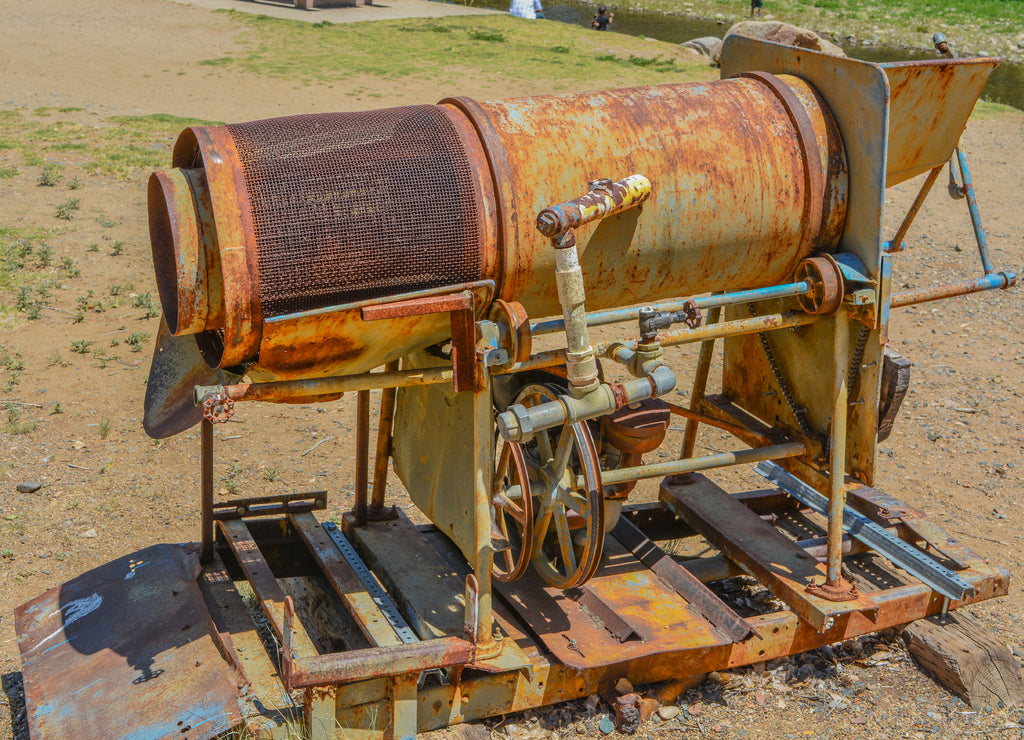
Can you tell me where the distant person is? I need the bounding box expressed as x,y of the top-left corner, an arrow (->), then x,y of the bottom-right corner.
750,0 -> 762,16
510,0 -> 536,19
592,6 -> 613,30
533,0 -> 546,18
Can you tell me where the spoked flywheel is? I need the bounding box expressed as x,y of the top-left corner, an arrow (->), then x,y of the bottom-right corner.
491,436 -> 534,582
511,384 -> 605,590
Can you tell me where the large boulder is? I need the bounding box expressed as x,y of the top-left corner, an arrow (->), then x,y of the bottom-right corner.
713,21 -> 846,64
681,36 -> 723,60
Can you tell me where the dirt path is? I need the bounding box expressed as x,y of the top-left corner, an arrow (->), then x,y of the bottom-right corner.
1,1 -> 1023,739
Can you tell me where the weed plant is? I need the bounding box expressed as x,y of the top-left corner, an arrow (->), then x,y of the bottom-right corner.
54,197 -> 80,220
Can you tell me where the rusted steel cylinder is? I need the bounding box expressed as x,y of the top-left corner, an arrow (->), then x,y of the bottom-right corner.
147,74 -> 847,379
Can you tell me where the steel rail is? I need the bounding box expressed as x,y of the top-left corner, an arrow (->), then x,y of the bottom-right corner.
755,461 -> 974,601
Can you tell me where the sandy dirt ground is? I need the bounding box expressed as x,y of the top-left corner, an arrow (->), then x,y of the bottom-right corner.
1,0 -> 1023,738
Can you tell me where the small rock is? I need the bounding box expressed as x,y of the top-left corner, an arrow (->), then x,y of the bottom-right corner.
657,705 -> 680,720
598,716 -> 615,734
16,482 -> 42,493
689,702 -> 703,716
614,677 -> 634,695
80,528 -> 97,538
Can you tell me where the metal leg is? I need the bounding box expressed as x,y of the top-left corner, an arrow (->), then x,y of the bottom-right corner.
471,387 -> 498,658
354,389 -> 370,526
953,147 -> 995,275
201,418 -> 214,564
807,311 -> 859,601
389,675 -> 419,740
885,163 -> 943,253
681,303 -> 722,459
371,360 -> 400,516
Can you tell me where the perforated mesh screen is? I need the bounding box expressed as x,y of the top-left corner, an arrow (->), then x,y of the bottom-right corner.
226,107 -> 483,318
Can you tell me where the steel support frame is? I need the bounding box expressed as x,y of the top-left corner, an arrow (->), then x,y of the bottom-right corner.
207,484 -> 1007,739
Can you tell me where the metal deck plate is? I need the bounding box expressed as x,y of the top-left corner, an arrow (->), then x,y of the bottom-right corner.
15,544 -> 243,740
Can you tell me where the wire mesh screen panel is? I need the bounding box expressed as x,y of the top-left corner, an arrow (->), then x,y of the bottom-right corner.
226,107 -> 483,318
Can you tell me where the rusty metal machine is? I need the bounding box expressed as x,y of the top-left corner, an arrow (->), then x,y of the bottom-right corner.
15,38 -> 1017,739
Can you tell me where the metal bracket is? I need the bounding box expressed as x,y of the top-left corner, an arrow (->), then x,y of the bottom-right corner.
361,290 -> 478,393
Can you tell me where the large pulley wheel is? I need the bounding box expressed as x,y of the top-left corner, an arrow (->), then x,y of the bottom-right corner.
514,384 -> 605,590
491,437 -> 534,583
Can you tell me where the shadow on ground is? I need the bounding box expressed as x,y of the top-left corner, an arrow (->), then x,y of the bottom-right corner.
2,672 -> 28,740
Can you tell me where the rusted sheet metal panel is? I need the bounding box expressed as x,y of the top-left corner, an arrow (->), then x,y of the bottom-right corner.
881,58 -> 998,187
461,76 -> 846,319
495,534 -> 730,673
15,544 -> 243,740
143,317 -> 238,439
251,281 -> 492,383
661,475 -> 878,632
610,518 -> 755,643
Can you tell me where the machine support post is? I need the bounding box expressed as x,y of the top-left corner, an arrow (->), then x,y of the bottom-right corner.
371,360 -> 401,515
354,389 -> 371,526
953,147 -> 995,275
825,312 -> 851,589
681,302 -> 723,459
471,386 -> 498,657
200,418 -> 214,564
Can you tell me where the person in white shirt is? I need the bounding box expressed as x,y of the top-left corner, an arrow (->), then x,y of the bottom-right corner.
509,0 -> 536,19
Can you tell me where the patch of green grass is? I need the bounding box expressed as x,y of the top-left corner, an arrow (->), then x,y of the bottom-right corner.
0,166 -> 18,179
38,163 -> 64,186
0,347 -> 25,392
59,256 -> 80,278
5,403 -> 37,435
0,225 -> 52,294
70,339 -> 94,355
971,99 -> 1021,120
49,351 -> 70,368
627,0 -> 1024,59
54,197 -> 80,220
202,11 -> 710,90
0,108 -> 224,180
126,331 -> 150,352
468,29 -> 505,42
99,418 -> 111,439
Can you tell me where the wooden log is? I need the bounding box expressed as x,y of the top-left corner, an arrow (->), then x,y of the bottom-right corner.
902,612 -> 1024,709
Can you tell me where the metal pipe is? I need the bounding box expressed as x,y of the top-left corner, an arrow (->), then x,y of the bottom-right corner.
500,310 -> 818,376
200,418 -> 214,564
354,390 -> 370,526
371,360 -> 400,512
553,232 -> 599,394
286,636 -> 475,689
681,303 -> 723,459
953,147 -> 995,274
885,164 -> 943,253
196,366 -> 454,406
496,363 -> 676,442
599,441 -> 806,486
890,270 -> 1015,308
826,314 -> 850,586
530,281 -> 813,336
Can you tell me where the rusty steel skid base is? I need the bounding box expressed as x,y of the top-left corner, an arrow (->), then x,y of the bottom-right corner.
15,482 -> 1007,740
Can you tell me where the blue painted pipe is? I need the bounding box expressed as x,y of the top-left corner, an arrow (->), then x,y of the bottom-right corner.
531,280 -> 813,335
